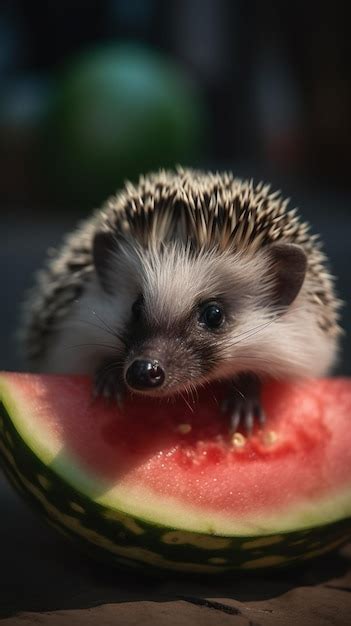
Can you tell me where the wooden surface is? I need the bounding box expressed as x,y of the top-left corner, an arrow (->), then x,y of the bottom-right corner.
0,475 -> 350,626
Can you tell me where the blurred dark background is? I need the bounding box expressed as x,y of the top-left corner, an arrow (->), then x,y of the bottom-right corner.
0,0 -> 350,373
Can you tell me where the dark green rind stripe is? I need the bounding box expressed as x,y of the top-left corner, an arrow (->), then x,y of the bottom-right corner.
0,401 -> 350,573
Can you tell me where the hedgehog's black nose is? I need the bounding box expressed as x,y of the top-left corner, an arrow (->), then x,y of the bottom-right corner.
126,359 -> 165,390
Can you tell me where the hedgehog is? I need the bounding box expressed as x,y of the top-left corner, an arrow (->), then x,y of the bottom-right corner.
19,167 -> 342,433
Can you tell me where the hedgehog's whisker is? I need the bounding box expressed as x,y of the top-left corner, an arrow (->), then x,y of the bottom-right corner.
189,381 -> 199,404
94,360 -> 123,384
78,318 -> 117,336
226,317 -> 278,348
90,310 -> 128,347
229,317 -> 278,343
184,383 -> 196,407
93,359 -> 122,398
62,317 -> 127,348
229,381 -> 245,399
183,379 -> 203,407
64,342 -> 121,352
179,390 -> 195,413
98,359 -> 123,372
74,318 -> 122,339
229,304 -> 314,347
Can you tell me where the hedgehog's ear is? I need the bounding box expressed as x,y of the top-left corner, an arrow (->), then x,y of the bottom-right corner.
92,229 -> 116,294
267,243 -> 307,308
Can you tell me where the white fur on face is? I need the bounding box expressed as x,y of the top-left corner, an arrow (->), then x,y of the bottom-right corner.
209,302 -> 337,382
125,243 -> 274,329
118,243 -> 338,383
41,242 -> 338,387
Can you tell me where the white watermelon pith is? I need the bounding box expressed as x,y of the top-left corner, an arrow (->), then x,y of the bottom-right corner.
0,372 -> 350,573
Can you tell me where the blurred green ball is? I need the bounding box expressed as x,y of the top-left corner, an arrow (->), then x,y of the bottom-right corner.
43,44 -> 206,206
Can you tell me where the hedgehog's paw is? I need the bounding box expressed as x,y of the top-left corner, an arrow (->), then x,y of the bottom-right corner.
222,395 -> 265,436
221,374 -> 265,436
93,361 -> 125,408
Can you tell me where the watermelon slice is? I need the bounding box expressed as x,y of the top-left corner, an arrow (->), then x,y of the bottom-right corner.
0,372 -> 350,573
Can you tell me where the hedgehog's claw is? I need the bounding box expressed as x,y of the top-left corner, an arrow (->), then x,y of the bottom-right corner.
226,398 -> 265,436
93,362 -> 125,408
222,373 -> 264,436
229,408 -> 241,434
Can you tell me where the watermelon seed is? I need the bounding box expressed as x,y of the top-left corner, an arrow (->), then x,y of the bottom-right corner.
231,433 -> 246,448
177,423 -> 192,434
262,430 -> 278,446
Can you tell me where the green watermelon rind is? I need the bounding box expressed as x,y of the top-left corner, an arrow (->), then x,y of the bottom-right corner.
0,396 -> 350,573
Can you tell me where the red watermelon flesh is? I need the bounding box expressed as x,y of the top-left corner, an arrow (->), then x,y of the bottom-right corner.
1,373 -> 350,536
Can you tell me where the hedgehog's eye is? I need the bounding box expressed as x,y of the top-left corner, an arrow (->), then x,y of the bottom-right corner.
199,302 -> 224,329
132,294 -> 143,320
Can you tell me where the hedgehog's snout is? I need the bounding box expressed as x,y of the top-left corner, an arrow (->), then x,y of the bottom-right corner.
125,358 -> 165,391
123,334 -> 204,395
